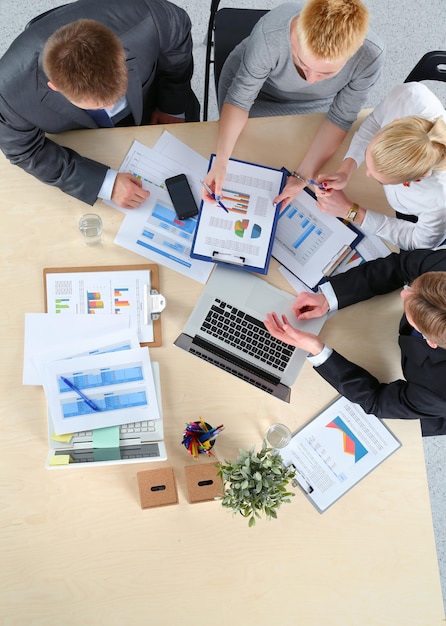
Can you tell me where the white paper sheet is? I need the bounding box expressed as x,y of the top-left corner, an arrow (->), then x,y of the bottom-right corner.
191,156 -> 284,271
23,313 -> 130,385
44,267 -> 154,343
279,397 -> 401,512
43,347 -> 160,434
29,326 -> 140,387
112,140 -> 213,283
272,190 -> 358,288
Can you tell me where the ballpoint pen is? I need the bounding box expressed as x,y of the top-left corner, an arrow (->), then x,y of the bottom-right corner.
289,171 -> 325,191
200,180 -> 229,213
307,178 -> 326,191
60,376 -> 100,411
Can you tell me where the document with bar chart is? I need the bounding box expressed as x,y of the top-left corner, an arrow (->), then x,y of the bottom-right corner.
43,347 -> 160,435
279,396 -> 401,513
272,189 -> 362,289
191,155 -> 286,274
44,266 -> 158,344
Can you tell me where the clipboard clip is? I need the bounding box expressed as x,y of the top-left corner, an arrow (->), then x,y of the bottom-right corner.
144,285 -> 166,323
212,250 -> 246,267
289,464 -> 314,494
322,245 -> 351,277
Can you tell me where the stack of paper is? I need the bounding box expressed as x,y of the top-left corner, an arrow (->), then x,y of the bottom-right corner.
23,314 -> 162,452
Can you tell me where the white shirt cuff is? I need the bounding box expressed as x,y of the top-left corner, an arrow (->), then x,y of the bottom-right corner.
98,169 -> 118,201
319,282 -> 339,312
308,344 -> 333,367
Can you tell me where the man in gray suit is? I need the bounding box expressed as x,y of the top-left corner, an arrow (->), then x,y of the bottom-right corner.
0,0 -> 199,208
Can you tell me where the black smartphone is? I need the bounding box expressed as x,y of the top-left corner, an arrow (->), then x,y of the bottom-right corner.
165,173 -> 199,220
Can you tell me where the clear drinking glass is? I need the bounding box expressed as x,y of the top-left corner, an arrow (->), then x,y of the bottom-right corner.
79,213 -> 103,245
265,423 -> 292,449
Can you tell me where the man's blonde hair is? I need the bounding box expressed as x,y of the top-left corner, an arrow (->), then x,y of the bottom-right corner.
370,116 -> 446,182
43,19 -> 128,105
405,272 -> 446,348
296,0 -> 369,60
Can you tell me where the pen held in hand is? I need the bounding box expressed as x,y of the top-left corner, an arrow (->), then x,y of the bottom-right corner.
307,179 -> 325,191
60,376 -> 100,411
200,180 -> 229,213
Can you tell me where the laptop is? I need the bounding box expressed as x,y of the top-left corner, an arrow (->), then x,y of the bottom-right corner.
174,266 -> 326,402
46,362 -> 167,468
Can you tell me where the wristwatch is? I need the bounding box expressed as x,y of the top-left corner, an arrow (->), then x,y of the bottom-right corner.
345,202 -> 359,222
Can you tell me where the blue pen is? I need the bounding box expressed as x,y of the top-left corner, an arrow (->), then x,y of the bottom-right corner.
200,180 -> 229,213
60,376 -> 100,411
307,178 -> 325,191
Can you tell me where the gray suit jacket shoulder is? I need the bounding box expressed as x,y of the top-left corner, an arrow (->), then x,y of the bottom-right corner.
0,0 -> 197,204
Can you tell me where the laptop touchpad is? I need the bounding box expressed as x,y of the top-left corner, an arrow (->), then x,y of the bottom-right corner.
246,283 -> 290,317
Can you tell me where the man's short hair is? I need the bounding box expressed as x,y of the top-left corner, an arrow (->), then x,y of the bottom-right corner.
43,19 -> 128,105
296,0 -> 369,60
406,272 -> 446,348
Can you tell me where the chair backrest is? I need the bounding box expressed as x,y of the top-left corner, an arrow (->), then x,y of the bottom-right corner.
404,51 -> 446,83
213,8 -> 269,90
203,4 -> 268,121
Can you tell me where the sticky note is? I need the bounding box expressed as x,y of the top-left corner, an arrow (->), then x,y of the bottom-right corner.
93,448 -> 122,462
51,432 -> 73,443
49,454 -> 71,466
92,425 -> 120,449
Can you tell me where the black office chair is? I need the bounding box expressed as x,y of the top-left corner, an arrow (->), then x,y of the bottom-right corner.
203,2 -> 268,121
404,51 -> 446,83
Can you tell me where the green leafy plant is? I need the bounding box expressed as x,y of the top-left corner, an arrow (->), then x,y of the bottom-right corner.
216,442 -> 296,527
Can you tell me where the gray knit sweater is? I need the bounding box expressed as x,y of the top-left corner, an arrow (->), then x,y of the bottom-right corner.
219,3 -> 385,130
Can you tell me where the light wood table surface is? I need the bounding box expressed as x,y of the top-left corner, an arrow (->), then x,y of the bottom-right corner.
0,113 -> 444,626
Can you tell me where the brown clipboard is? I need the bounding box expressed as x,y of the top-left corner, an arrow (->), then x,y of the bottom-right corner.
43,263 -> 162,347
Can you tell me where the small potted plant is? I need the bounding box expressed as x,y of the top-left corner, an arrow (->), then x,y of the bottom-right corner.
216,442 -> 296,527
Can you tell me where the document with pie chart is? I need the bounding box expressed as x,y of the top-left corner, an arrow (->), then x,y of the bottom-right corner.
191,155 -> 286,274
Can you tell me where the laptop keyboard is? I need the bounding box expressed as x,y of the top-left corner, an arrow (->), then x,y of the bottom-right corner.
72,420 -> 158,442
200,298 -> 296,372
55,442 -> 162,463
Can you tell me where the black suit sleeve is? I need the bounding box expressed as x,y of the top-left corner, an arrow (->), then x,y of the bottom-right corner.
329,248 -> 446,309
315,350 -> 446,422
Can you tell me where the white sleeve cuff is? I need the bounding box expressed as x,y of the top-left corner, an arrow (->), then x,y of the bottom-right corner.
97,169 -> 118,201
308,344 -> 333,367
319,282 -> 339,312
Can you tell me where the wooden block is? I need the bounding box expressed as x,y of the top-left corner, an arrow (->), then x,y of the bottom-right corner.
137,467 -> 179,509
184,463 -> 223,503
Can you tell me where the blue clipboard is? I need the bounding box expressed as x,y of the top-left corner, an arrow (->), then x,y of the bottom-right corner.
190,155 -> 287,274
275,169 -> 364,291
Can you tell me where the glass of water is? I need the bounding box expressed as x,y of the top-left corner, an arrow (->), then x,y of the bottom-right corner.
79,213 -> 103,245
265,423 -> 292,449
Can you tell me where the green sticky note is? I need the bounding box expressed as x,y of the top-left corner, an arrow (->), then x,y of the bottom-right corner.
92,426 -> 120,449
93,448 -> 122,462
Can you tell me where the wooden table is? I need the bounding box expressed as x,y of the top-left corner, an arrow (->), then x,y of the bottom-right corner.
0,113 -> 444,625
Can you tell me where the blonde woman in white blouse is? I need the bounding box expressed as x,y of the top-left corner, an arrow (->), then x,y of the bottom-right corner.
313,82 -> 446,250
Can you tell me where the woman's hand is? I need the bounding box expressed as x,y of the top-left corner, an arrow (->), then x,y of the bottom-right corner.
316,189 -> 353,219
202,160 -> 227,203
317,170 -> 349,191
273,177 -> 305,210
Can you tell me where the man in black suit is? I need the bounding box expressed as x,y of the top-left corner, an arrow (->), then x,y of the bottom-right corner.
265,249 -> 446,436
0,0 -> 199,208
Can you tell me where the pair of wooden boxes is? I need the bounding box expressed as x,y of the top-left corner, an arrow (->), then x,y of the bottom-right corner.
137,464 -> 222,509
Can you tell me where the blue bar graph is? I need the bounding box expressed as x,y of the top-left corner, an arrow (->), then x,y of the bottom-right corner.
277,203 -> 333,266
